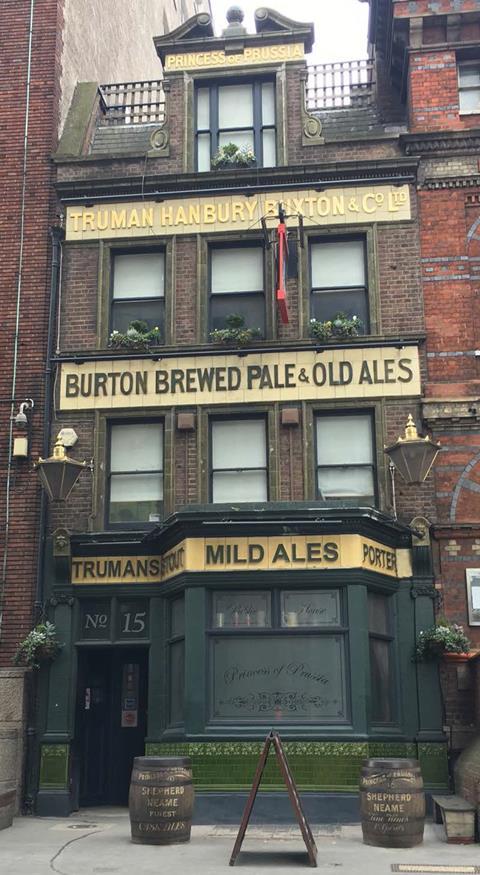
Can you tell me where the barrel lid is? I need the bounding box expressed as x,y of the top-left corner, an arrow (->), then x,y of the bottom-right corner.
133,756 -> 192,768
363,758 -> 420,769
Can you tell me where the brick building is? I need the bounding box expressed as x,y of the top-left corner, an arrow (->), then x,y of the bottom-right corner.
0,0 -> 209,814
24,0 -> 480,821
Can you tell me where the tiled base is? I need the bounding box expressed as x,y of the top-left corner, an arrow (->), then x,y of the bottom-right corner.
193,791 -> 360,824
146,740 -> 448,792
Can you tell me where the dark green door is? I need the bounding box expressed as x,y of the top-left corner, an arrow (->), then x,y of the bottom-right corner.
77,648 -> 148,805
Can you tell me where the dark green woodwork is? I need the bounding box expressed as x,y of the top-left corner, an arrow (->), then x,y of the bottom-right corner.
39,744 -> 69,790
185,587 -> 207,733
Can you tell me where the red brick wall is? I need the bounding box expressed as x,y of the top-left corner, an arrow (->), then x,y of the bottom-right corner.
0,0 -> 64,664
408,49 -> 480,133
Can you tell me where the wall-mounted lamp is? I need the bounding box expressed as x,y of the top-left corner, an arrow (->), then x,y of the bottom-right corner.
384,414 -> 441,518
35,436 -> 90,502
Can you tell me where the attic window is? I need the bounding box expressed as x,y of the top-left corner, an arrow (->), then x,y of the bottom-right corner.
195,80 -> 276,171
458,63 -> 480,114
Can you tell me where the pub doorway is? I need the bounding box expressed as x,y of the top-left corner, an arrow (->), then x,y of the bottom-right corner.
75,647 -> 148,806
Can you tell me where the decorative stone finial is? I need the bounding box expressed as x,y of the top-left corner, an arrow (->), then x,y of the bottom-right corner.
226,6 -> 244,25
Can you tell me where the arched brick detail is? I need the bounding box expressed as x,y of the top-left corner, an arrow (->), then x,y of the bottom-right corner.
450,449 -> 480,522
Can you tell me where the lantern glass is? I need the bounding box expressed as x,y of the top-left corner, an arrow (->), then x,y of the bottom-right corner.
36,457 -> 85,501
385,438 -> 440,484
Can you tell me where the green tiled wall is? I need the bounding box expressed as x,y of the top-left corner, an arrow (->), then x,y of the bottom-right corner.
145,740 -> 447,792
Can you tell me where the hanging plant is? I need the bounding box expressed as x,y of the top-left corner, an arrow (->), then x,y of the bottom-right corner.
309,312 -> 363,342
414,618 -> 471,662
109,320 -> 161,350
211,142 -> 256,169
13,622 -> 62,670
209,313 -> 261,347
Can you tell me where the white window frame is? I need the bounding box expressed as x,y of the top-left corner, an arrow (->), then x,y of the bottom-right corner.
315,411 -> 376,505
107,420 -> 164,528
458,62 -> 480,115
210,417 -> 268,503
111,250 -> 165,337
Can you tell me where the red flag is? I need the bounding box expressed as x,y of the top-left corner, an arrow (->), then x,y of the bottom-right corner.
276,221 -> 289,324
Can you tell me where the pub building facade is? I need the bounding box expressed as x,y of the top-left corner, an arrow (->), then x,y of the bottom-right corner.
35,6 -> 452,819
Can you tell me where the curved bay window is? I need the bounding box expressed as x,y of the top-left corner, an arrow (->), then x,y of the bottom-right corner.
209,589 -> 348,724
310,237 -> 368,331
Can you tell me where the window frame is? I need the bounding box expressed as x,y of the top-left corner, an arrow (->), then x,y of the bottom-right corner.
105,417 -> 165,530
208,241 -> 266,337
195,77 -> 277,171
368,589 -> 397,726
458,61 -> 480,115
209,414 -> 269,504
309,234 -> 370,333
314,409 -> 378,507
109,247 -> 166,339
207,586 -> 350,726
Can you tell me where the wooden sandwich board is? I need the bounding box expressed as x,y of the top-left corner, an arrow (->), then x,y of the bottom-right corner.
229,730 -> 317,867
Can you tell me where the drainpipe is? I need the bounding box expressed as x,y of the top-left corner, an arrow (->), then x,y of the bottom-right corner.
35,224 -> 64,617
0,0 -> 36,636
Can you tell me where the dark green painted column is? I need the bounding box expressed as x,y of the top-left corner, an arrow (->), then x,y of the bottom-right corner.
185,586 -> 206,734
396,580 -> 418,738
347,584 -> 369,735
37,600 -> 75,816
147,597 -> 165,737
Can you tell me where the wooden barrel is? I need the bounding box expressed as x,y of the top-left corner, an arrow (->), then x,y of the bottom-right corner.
360,758 -> 425,848
129,756 -> 194,845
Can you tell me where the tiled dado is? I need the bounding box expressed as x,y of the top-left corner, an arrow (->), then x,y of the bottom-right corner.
145,741 -> 448,791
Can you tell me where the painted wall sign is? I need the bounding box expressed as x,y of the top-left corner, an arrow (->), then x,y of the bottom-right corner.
164,42 -> 305,71
71,534 -> 412,585
65,185 -> 411,242
60,347 -> 420,411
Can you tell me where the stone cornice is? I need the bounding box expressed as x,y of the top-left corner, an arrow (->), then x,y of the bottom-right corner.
54,157 -> 418,202
401,130 -> 480,157
420,176 -> 480,191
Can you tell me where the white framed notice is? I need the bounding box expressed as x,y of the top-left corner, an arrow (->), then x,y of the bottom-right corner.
466,569 -> 480,625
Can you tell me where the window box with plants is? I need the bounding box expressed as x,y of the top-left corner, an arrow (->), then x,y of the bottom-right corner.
309,312 -> 363,343
211,142 -> 256,170
414,619 -> 472,663
109,320 -> 161,351
209,313 -> 261,348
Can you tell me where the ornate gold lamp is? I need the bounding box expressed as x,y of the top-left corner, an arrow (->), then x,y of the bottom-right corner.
385,414 -> 441,485
35,437 -> 88,502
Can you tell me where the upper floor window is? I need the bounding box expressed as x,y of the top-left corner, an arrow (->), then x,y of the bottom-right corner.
108,421 -> 163,527
211,417 -> 268,502
458,63 -> 480,114
310,238 -> 368,331
315,412 -> 375,505
196,81 -> 276,171
210,245 -> 265,336
111,252 -> 165,337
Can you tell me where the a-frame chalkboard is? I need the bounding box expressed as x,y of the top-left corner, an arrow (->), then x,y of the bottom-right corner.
229,731 -> 318,867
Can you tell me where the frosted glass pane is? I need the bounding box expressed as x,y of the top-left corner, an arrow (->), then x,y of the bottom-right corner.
459,66 -> 480,86
459,88 -> 480,112
212,248 -> 263,294
311,240 -> 365,288
111,473 -> 163,501
262,83 -> 275,125
316,415 -> 372,465
197,88 -> 210,128
218,130 -> 254,151
212,419 -> 266,468
113,253 -> 164,299
197,133 -> 211,171
213,470 -> 268,503
111,423 -> 163,472
262,129 -> 276,168
219,84 -> 253,127
317,467 -> 374,498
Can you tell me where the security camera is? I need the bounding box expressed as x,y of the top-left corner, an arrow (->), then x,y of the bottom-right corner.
13,398 -> 34,428
14,410 -> 28,428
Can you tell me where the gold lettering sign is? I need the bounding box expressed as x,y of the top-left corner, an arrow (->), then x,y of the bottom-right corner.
65,185 -> 411,241
71,536 -> 412,584
60,347 -> 420,411
164,43 -> 304,71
